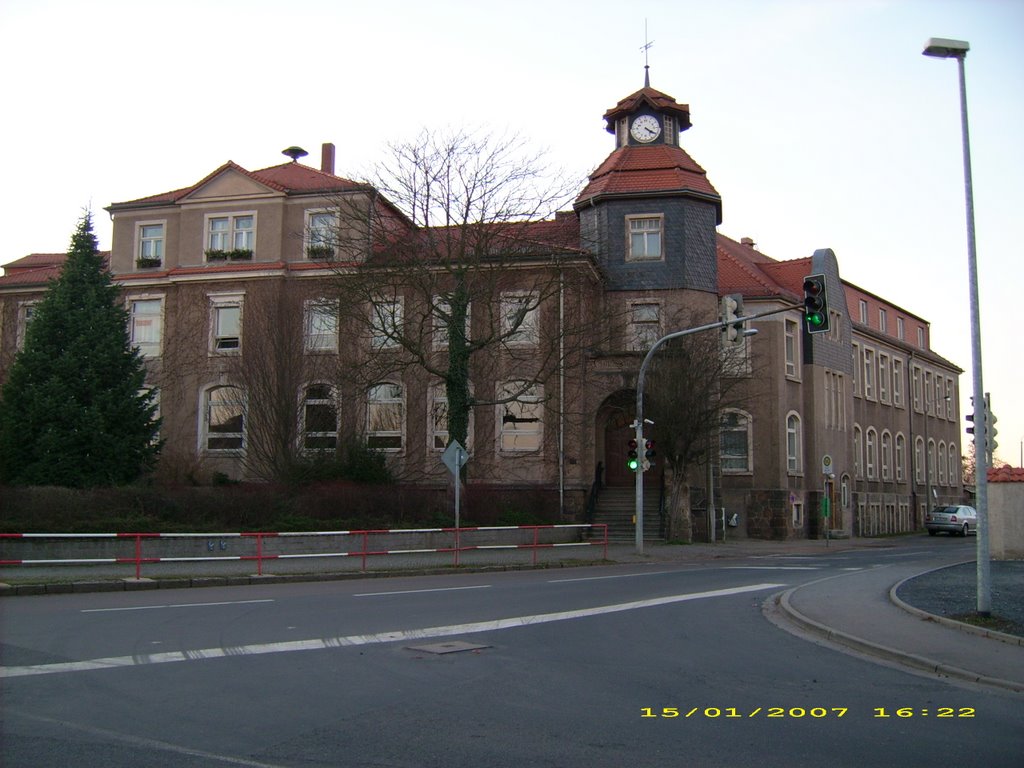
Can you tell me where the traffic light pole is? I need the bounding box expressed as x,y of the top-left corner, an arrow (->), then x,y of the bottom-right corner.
633,303 -> 800,553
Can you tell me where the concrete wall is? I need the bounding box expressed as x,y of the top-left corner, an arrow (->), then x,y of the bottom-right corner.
989,482 -> 1024,559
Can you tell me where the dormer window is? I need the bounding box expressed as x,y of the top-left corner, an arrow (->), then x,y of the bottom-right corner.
663,115 -> 676,145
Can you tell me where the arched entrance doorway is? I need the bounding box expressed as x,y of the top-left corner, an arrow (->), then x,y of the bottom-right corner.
596,390 -> 657,488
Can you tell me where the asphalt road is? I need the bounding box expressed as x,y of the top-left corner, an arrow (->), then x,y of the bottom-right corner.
2,542 -> 1022,767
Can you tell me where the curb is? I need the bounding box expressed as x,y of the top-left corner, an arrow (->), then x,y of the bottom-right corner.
889,561 -> 1024,648
775,583 -> 1024,694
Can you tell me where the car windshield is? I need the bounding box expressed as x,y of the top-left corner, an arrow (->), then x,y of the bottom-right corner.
931,506 -> 958,514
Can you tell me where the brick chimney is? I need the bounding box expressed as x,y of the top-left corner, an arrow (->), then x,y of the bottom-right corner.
321,143 -> 335,175
741,237 -> 756,248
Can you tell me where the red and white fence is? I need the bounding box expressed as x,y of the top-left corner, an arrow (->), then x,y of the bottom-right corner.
0,524 -> 609,579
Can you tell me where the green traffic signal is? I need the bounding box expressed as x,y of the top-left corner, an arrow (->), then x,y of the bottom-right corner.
627,438 -> 639,471
802,274 -> 831,334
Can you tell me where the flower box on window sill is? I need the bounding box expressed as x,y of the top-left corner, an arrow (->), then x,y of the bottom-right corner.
135,258 -> 162,269
306,245 -> 334,260
205,249 -> 253,262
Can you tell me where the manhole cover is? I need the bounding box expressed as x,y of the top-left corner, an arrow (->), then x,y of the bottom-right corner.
406,640 -> 490,655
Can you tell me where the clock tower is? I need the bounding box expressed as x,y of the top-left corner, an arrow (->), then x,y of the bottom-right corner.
574,79 -> 722,294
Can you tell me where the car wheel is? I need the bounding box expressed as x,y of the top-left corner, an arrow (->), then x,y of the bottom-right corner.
962,524 -> 969,537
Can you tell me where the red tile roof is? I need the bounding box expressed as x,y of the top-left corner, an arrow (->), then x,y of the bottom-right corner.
989,466 -> 1024,483
108,161 -> 365,209
0,252 -> 109,288
716,234 -> 801,301
602,86 -> 692,132
574,145 -> 721,218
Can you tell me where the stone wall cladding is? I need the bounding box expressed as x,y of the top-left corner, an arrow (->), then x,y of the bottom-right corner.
587,198 -> 718,293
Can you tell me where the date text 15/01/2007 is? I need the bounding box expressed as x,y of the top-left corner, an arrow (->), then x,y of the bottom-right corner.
640,707 -> 976,719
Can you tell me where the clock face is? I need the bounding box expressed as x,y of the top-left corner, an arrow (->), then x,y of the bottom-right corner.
630,114 -> 662,143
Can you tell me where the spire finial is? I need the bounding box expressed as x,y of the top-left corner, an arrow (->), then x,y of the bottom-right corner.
641,19 -> 654,87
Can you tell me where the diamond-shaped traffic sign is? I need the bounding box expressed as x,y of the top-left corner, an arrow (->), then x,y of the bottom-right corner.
441,440 -> 468,475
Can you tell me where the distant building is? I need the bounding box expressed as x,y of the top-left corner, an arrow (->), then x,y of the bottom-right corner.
0,78 -> 963,538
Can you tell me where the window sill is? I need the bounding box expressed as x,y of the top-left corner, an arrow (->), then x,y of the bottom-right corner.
135,259 -> 163,269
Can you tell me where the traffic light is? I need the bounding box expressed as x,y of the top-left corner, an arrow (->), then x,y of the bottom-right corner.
802,274 -> 831,334
643,439 -> 656,471
627,439 -> 639,471
720,294 -> 745,347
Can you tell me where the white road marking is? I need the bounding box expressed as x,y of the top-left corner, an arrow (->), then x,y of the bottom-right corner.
354,585 -> 491,597
13,711 -> 287,767
720,566 -> 819,571
81,599 -> 274,613
3,582 -> 784,679
548,570 -> 678,583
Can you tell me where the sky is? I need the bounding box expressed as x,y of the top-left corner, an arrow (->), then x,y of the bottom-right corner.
1,0 -> 1022,467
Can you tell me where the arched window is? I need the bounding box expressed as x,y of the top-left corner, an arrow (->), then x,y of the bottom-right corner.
841,474 -> 851,509
720,409 -> 752,473
302,383 -> 338,451
895,433 -> 906,483
927,439 -> 936,486
915,436 -> 925,484
203,385 -> 246,452
853,424 -> 863,479
948,444 -> 959,487
881,430 -> 892,482
937,440 -> 947,485
367,382 -> 404,451
786,412 -> 802,473
866,427 -> 878,480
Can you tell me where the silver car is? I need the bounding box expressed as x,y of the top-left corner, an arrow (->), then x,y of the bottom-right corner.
925,505 -> 977,536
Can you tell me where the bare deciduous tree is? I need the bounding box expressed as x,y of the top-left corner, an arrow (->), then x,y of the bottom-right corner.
644,310 -> 764,542
318,129 -> 600,479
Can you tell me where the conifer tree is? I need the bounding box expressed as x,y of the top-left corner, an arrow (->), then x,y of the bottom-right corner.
0,212 -> 160,486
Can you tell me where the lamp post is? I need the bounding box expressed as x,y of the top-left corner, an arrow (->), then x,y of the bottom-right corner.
922,37 -> 990,615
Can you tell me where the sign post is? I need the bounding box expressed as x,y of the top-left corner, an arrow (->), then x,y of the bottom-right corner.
441,441 -> 469,565
821,454 -> 833,547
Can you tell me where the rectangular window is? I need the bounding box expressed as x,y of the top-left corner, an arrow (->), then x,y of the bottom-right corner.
209,294 -> 243,352
371,297 -> 404,349
792,502 -> 803,528
628,302 -> 660,351
878,308 -> 887,333
912,365 -> 923,412
878,353 -> 890,404
206,214 -> 255,258
892,358 -> 904,407
897,316 -> 906,340
306,210 -> 336,259
924,371 -> 933,415
917,326 -> 925,349
433,297 -> 471,350
498,383 -> 543,452
626,215 -> 663,261
129,298 -> 163,357
367,383 -> 404,451
305,300 -> 338,352
16,301 -> 38,350
784,319 -> 799,378
862,348 -> 875,400
945,379 -> 954,420
851,343 -> 860,396
137,222 -> 165,266
859,300 -> 868,324
720,411 -> 750,472
303,384 -> 338,451
500,292 -> 539,346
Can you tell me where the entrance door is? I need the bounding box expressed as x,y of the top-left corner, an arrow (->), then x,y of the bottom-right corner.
604,418 -> 637,487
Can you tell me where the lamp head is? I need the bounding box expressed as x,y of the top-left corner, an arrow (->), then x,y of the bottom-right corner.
923,38 -> 969,58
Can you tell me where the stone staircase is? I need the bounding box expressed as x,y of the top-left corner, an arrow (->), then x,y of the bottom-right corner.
590,486 -> 664,543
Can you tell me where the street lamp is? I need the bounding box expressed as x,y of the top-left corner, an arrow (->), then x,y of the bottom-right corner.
922,37 -> 991,615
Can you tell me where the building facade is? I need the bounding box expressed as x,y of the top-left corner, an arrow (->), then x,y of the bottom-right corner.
0,79 -> 963,538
